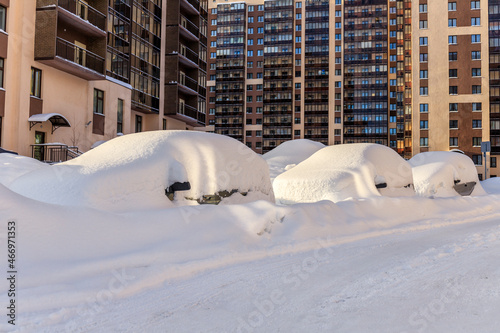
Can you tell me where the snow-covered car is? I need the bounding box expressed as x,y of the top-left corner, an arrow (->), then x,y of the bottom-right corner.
262,139 -> 325,181
409,151 -> 486,197
273,143 -> 414,204
7,131 -> 275,211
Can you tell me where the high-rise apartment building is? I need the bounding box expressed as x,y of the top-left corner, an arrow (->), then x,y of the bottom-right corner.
412,0 -> 497,178
205,0 -> 412,155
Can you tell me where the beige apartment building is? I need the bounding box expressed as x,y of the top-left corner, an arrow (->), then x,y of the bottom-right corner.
413,0 -> 498,178
0,0 -> 207,161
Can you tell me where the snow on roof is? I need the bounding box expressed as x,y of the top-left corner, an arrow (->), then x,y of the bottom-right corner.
409,151 -> 486,197
262,139 -> 325,180
273,143 -> 414,204
8,131 -> 274,211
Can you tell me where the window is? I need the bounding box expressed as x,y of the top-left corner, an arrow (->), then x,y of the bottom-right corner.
295,83 -> 301,89
294,130 -> 300,136
211,8 -> 217,14
296,2 -> 302,8
420,70 -> 428,79
420,104 -> 429,113
210,41 -> 216,47
472,51 -> 481,60
420,87 -> 428,95
449,103 -> 458,112
257,50 -> 263,56
135,115 -> 142,133
472,34 -> 481,43
420,137 -> 429,147
420,120 -> 429,129
450,120 -> 459,129
472,85 -> 481,94
210,52 -> 216,59
163,119 -> 166,130
256,84 -> 263,90
420,37 -> 428,46
335,117 -> 341,124
210,30 -> 216,36
295,48 -> 301,54
246,96 -> 252,102
258,5 -> 264,11
473,137 -> 482,147
209,108 -> 215,115
471,18 -> 480,26
419,4 -> 427,12
246,84 -> 253,91
248,16 -> 254,23
31,67 -> 42,98
449,69 -> 458,78
296,25 -> 301,31
296,13 -> 301,20
473,119 -> 482,128
471,1 -> 480,9
248,5 -> 254,11
256,107 -> 262,113
420,20 -> 428,29
473,102 -> 482,111
117,99 -> 123,133
210,74 -> 216,80
449,19 -> 457,27
449,86 -> 458,95
258,38 -> 263,45
449,35 -> 457,44
258,16 -> 263,22
420,53 -> 428,62
247,50 -> 253,57
448,2 -> 457,11
258,27 -> 263,34
472,155 -> 482,166
0,58 -> 3,88
449,52 -> 457,61
248,28 -> 253,34
247,39 -> 253,46
450,137 -> 458,146
472,68 -> 481,77
93,89 -> 104,114
256,72 -> 263,79
211,19 -> 217,26
0,5 -> 5,31
491,157 -> 497,168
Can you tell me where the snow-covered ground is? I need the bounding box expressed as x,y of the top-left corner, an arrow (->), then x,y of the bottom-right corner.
1,133 -> 500,332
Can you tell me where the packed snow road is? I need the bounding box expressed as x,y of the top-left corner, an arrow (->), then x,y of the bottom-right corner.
25,210 -> 500,333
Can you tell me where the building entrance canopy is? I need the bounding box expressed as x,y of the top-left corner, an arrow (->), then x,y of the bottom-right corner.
28,113 -> 71,134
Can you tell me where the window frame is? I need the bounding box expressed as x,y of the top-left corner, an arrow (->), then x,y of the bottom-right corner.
93,88 -> 104,114
30,67 -> 42,98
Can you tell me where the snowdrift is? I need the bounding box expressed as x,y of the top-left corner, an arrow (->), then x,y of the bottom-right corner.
262,139 -> 325,180
409,151 -> 486,197
482,177 -> 500,195
273,143 -> 414,204
0,153 -> 49,187
6,131 -> 274,211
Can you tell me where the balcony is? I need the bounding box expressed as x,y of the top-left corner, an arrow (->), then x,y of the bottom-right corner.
179,15 -> 199,41
178,73 -> 199,95
175,104 -> 206,126
178,44 -> 199,68
57,0 -> 106,37
181,0 -> 200,15
35,37 -> 105,80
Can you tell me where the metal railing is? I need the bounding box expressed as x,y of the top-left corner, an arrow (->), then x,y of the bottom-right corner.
56,37 -> 105,74
31,143 -> 83,163
58,0 -> 106,31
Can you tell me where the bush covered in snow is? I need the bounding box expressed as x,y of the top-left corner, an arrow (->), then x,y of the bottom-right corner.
7,131 -> 274,211
273,143 -> 414,204
262,139 -> 325,180
409,151 -> 486,197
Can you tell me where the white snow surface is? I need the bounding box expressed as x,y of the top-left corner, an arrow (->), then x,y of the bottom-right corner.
481,177 -> 500,195
6,131 -> 274,211
262,139 -> 325,180
273,143 -> 414,204
410,151 -> 486,197
2,136 -> 500,332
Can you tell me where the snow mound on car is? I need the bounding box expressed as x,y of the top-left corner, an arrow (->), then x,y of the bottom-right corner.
273,143 -> 414,204
7,131 -> 274,211
409,151 -> 486,197
263,139 -> 325,180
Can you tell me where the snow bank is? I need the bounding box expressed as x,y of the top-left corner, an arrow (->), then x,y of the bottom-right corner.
7,131 -> 274,211
262,139 -> 325,180
481,177 -> 500,195
0,153 -> 49,186
409,152 -> 486,197
273,143 -> 414,204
